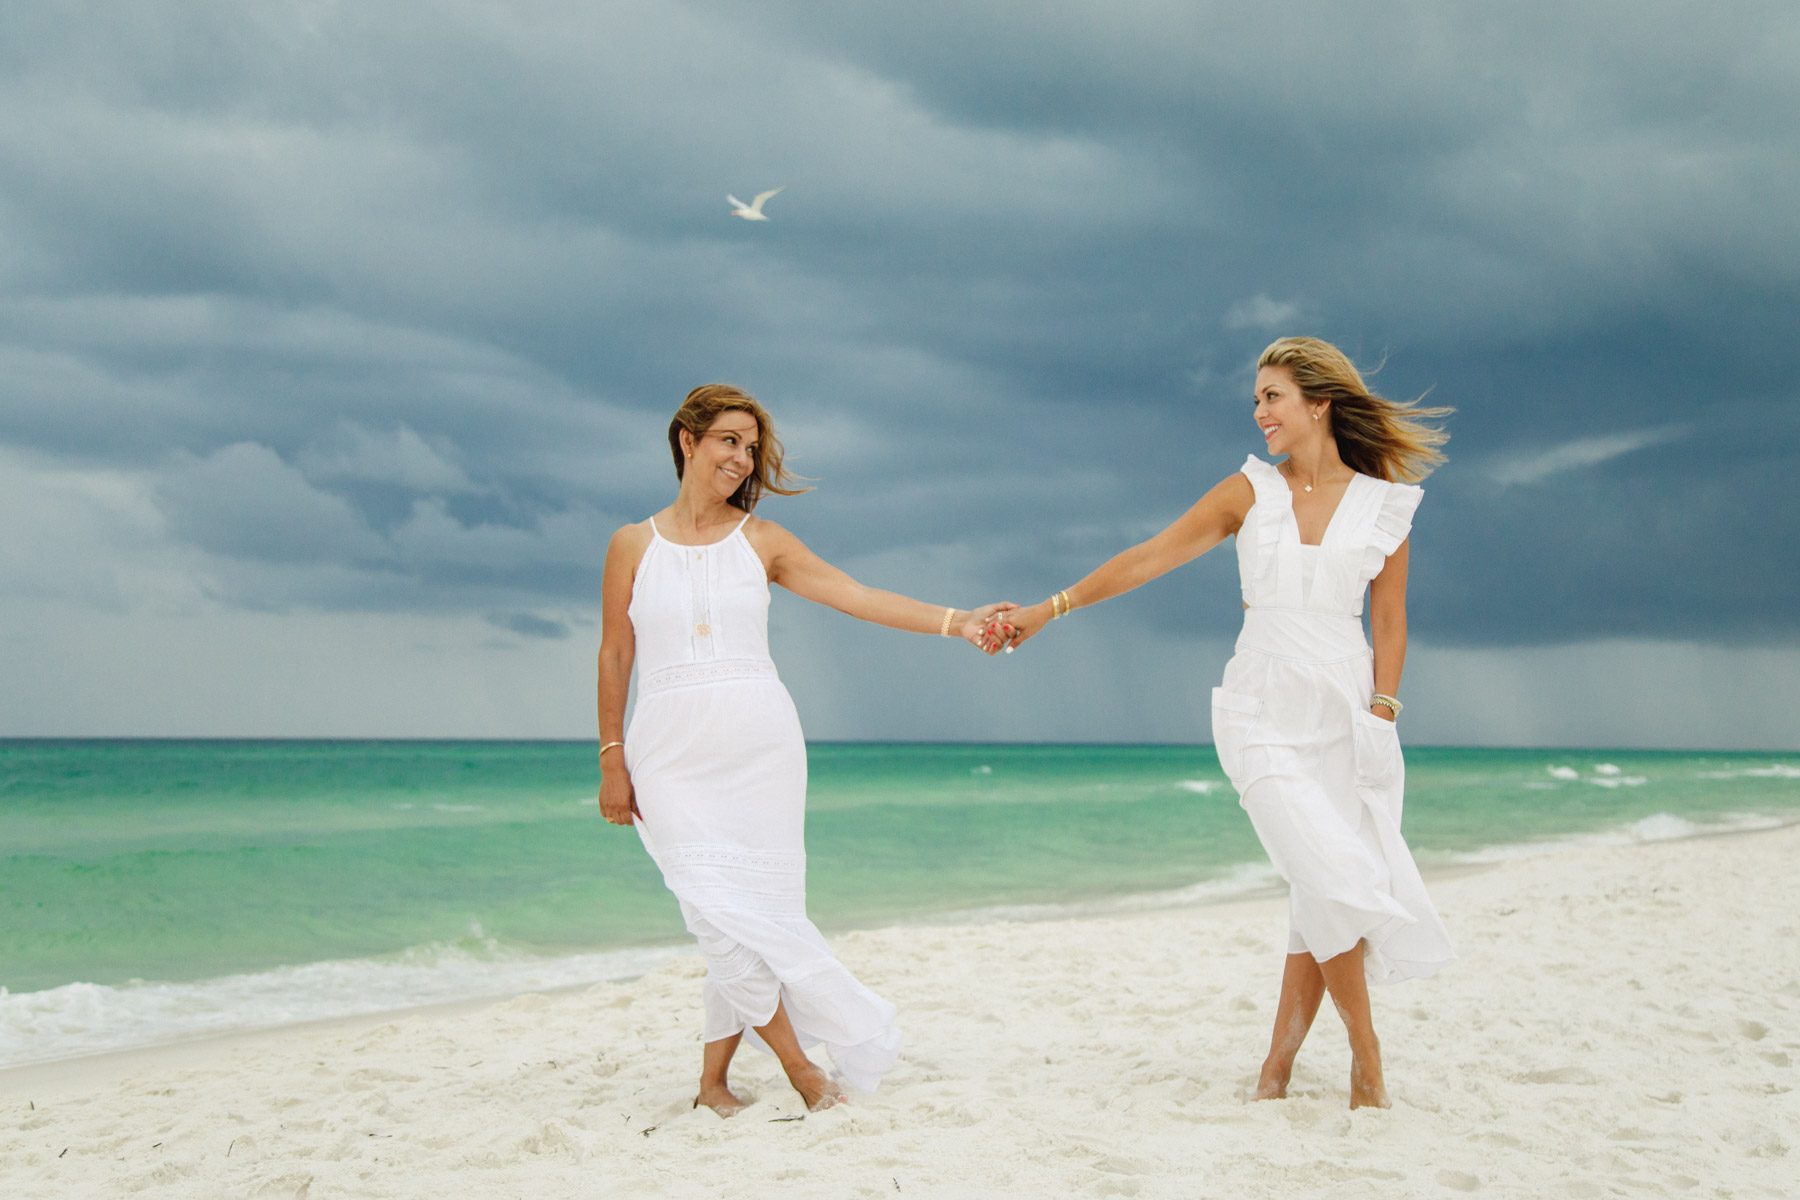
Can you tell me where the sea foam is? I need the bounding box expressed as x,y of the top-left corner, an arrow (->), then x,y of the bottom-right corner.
1696,764 -> 1800,780
0,941 -> 691,1069
1448,810 -> 1792,866
928,860 -> 1283,926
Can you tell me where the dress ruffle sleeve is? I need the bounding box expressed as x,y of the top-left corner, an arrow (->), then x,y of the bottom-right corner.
1238,454 -> 1285,497
1237,455 -> 1291,605
1362,481 -> 1422,579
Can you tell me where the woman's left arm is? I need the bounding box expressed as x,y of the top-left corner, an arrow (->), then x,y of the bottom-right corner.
1367,538 -> 1410,722
754,519 -> 1013,650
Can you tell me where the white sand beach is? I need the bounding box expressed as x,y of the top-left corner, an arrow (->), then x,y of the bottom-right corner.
5,825 -> 1796,1199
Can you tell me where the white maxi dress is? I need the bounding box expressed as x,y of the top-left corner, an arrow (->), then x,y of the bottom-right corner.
1211,456 -> 1456,985
623,516 -> 901,1091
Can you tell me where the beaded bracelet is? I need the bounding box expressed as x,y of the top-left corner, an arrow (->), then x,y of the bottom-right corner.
1371,694 -> 1403,716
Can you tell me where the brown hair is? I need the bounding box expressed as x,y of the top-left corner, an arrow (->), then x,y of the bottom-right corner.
667,384 -> 810,511
1257,337 -> 1452,482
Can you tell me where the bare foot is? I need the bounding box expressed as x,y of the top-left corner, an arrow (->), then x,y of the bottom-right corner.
1348,1051 -> 1390,1110
1253,1057 -> 1293,1100
785,1059 -> 846,1112
695,1081 -> 748,1118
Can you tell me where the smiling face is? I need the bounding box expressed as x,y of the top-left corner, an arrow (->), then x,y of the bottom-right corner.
680,409 -> 760,503
1252,365 -> 1326,457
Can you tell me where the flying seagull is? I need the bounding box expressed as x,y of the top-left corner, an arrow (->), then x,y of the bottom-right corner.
728,187 -> 785,221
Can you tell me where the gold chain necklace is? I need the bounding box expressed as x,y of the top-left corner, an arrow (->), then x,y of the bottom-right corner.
1287,467 -> 1349,494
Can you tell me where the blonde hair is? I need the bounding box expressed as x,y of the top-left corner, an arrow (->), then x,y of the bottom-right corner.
1258,338 -> 1452,483
667,384 -> 810,511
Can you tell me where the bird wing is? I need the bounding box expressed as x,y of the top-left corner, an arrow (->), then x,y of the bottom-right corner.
726,194 -> 747,210
749,187 -> 785,212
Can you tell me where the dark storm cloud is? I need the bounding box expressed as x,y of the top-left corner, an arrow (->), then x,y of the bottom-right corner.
1,0 -> 1794,648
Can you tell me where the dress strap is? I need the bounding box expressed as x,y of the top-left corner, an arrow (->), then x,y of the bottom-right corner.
1329,475 -> 1386,549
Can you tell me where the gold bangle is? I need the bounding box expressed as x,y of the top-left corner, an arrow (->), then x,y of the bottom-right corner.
1370,694 -> 1403,715
599,741 -> 625,759
1050,590 -> 1071,619
940,607 -> 956,637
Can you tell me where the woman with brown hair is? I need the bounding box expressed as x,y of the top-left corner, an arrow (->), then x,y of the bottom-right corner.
990,337 -> 1455,1108
597,384 -> 1013,1116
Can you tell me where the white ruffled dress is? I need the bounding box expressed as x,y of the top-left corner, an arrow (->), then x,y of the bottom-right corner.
1212,456 -> 1455,985
624,516 -> 901,1090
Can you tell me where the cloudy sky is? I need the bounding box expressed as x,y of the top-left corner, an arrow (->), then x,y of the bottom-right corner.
3,1 -> 1796,747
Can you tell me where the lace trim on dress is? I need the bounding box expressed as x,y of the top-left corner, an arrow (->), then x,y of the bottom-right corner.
639,658 -> 779,695
660,844 -> 806,873
662,844 -> 808,914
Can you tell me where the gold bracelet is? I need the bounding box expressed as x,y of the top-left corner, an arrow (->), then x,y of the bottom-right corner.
940,606 -> 956,637
1050,590 -> 1071,619
1370,694 -> 1403,716
599,741 -> 625,759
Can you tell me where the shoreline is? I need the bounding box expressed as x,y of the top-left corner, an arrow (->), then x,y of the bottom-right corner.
0,855 -> 1508,1086
0,973 -> 698,1103
0,824 -> 1786,1080
9,811 -> 1796,1085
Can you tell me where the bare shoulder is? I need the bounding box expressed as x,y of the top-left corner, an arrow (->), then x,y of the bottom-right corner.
741,514 -> 800,548
732,513 -> 781,582
1213,471 -> 1255,505
1203,471 -> 1256,518
742,513 -> 806,563
1167,471 -> 1255,542
606,520 -> 655,569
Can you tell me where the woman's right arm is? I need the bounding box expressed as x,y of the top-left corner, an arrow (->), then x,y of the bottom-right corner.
598,524 -> 651,825
998,473 -> 1253,648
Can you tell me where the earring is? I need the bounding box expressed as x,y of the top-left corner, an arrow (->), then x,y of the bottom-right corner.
1312,411 -> 1321,421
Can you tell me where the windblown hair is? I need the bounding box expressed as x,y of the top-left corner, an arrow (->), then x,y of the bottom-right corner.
1258,338 -> 1452,483
667,384 -> 810,511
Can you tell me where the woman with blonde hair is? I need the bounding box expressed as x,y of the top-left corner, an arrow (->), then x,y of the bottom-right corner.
990,338 -> 1455,1108
597,384 -> 1013,1116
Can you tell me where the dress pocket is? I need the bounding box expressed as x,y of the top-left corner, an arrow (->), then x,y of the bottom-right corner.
1211,688 -> 1264,785
1351,708 -> 1405,803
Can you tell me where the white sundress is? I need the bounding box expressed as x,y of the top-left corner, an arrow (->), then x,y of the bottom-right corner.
1211,456 -> 1456,985
623,515 -> 901,1091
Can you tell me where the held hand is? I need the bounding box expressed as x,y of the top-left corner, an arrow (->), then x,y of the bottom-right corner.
986,599 -> 1052,652
960,602 -> 1020,655
1370,705 -> 1396,723
599,769 -> 640,825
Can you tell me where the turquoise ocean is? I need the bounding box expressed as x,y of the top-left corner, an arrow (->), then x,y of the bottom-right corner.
4,739 -> 1798,1068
